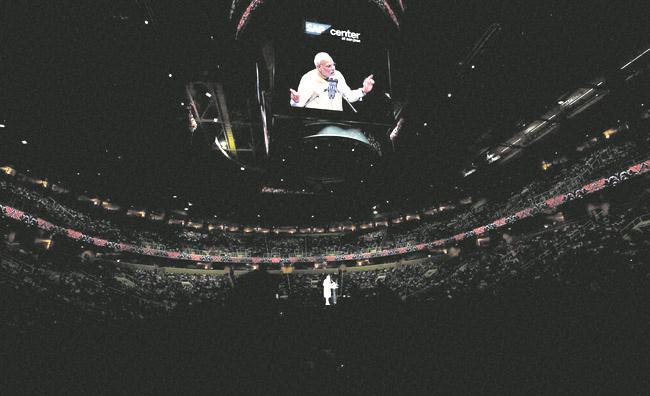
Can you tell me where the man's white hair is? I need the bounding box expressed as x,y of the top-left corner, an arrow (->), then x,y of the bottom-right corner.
314,52 -> 332,67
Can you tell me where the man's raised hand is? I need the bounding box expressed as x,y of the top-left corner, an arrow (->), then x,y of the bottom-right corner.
362,74 -> 375,93
290,88 -> 300,103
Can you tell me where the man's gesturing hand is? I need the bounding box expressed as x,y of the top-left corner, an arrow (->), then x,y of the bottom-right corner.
362,74 -> 375,94
290,88 -> 300,103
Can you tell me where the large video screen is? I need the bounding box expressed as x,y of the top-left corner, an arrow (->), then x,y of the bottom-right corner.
274,19 -> 392,122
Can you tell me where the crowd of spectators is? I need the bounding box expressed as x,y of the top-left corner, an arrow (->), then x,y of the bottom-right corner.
1,131 -> 647,261
2,181 -> 648,327
289,198 -> 650,304
0,245 -> 232,329
375,138 -> 648,250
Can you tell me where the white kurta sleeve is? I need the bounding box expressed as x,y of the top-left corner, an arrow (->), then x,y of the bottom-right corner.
336,72 -> 366,104
291,72 -> 323,107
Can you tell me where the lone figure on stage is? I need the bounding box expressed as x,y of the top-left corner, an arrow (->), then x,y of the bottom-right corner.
290,52 -> 375,111
323,274 -> 334,306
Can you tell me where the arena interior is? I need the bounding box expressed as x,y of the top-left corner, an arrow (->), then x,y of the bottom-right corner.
2,1 -> 650,393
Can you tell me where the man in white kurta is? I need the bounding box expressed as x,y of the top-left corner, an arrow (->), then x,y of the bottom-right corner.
290,52 -> 375,111
323,274 -> 333,305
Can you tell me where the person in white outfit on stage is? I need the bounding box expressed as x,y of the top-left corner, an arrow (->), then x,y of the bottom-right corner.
290,52 -> 375,111
323,274 -> 333,306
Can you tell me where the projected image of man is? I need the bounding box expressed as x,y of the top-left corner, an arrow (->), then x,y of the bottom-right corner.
289,52 -> 375,111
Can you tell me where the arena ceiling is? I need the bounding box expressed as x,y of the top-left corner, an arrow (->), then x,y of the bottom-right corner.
1,1 -> 648,224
